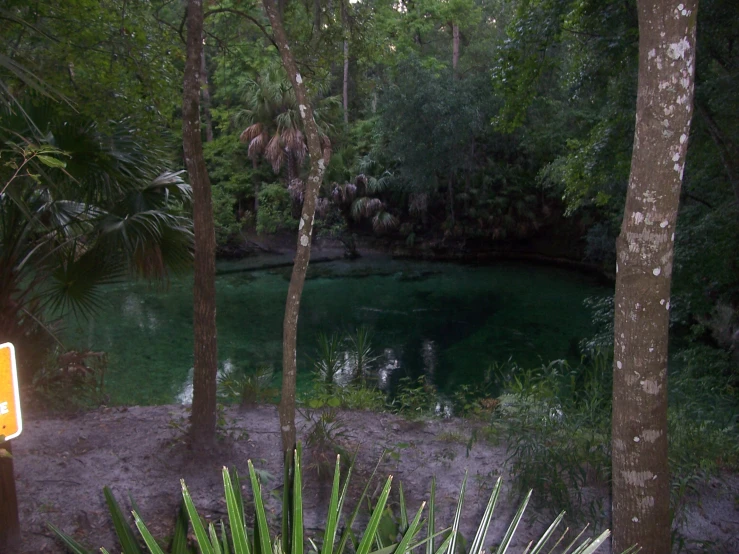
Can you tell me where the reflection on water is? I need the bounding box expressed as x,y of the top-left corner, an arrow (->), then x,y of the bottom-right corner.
177,358 -> 236,404
64,258 -> 610,405
421,339 -> 437,378
377,348 -> 401,391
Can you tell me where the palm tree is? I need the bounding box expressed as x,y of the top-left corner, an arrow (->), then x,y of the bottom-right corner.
237,67 -> 336,210
0,101 -> 193,374
328,173 -> 399,234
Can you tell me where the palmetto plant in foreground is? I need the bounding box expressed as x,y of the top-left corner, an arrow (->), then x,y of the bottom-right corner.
50,448 -> 616,554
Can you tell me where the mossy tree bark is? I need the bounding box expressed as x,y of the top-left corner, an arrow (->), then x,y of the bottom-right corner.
612,1 -> 698,553
262,0 -> 328,456
184,0 -> 218,445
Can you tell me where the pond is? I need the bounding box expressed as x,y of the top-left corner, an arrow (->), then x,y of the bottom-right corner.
64,256 -> 611,405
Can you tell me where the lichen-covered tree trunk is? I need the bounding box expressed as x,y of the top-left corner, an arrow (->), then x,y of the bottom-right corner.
263,0 -> 327,456
183,0 -> 218,445
612,2 -> 698,553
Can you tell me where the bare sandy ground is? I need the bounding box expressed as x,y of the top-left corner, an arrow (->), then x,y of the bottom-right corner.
8,405 -> 739,553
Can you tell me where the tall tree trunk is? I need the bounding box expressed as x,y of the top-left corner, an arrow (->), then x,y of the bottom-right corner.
452,23 -> 460,78
342,1 -> 349,124
200,32 -> 214,143
183,0 -> 218,445
263,0 -> 328,457
612,2 -> 698,553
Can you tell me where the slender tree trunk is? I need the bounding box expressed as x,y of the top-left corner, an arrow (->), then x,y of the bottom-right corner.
263,0 -> 328,457
184,0 -> 218,445
342,0 -> 349,125
611,2 -> 698,553
200,32 -> 214,143
452,23 -> 460,78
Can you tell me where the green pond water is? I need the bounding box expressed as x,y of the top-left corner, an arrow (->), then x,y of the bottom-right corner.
65,257 -> 611,405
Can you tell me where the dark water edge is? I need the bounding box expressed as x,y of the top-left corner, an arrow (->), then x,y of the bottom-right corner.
64,257 -> 611,405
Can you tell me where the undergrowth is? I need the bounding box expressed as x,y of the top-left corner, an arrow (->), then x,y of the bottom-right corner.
490,349 -> 739,532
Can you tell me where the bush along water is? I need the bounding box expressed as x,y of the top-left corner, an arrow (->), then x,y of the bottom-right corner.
50,447 -> 615,554
491,349 -> 739,534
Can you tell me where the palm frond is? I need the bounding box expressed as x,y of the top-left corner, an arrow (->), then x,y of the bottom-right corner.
351,197 -> 382,221
240,123 -> 264,144
265,134 -> 286,172
248,132 -> 269,160
343,184 -> 357,203
41,243 -> 125,319
283,128 -> 307,164
372,210 -> 399,234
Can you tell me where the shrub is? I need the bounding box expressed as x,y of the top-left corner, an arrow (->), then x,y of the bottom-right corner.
257,183 -> 295,234
218,364 -> 278,407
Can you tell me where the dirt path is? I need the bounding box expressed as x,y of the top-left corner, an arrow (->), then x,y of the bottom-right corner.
9,405 -> 739,553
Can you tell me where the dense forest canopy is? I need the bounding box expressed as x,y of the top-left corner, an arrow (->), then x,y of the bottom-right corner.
3,0 -> 735,373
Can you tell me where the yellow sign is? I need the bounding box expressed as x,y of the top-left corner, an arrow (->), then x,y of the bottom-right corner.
0,343 -> 22,441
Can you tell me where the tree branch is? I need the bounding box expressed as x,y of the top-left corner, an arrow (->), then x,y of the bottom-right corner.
203,7 -> 278,50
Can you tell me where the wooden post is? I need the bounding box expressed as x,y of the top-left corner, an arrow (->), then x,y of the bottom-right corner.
0,440 -> 20,551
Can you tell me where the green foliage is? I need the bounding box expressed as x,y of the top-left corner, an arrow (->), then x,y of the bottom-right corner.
312,332 -> 346,385
203,131 -> 257,245
302,408 -> 351,477
303,327 -> 386,411
493,357 -> 611,521
390,377 -> 437,419
309,327 -> 381,387
0,102 -> 192,386
256,183 -> 296,234
28,350 -> 108,412
302,382 -> 386,412
379,58 -> 489,192
218,364 -> 278,407
51,448 -> 612,554
1,0 -> 181,136
494,351 -> 739,526
347,327 -> 379,383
